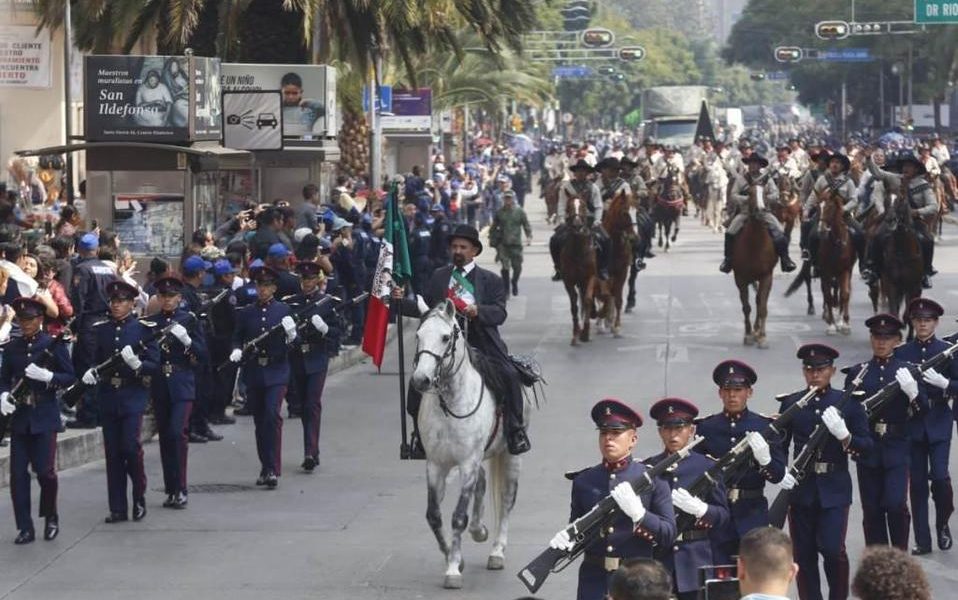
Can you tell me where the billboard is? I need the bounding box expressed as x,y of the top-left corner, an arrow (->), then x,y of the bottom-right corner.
220,63 -> 336,138
192,57 -> 222,139
381,88 -> 432,131
0,25 -> 52,88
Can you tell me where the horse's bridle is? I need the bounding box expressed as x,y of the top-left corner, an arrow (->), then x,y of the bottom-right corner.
413,318 -> 485,419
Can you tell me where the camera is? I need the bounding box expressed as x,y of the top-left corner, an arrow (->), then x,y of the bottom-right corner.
699,564 -> 739,600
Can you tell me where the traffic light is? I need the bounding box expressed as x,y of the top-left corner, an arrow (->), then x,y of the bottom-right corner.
562,0 -> 591,32
851,22 -> 882,34
773,46 -> 802,63
815,20 -> 849,40
750,72 -> 766,81
619,46 -> 646,62
580,28 -> 614,48
597,66 -> 616,76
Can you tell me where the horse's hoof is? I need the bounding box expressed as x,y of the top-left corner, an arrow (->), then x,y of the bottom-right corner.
471,525 -> 488,543
757,340 -> 769,349
825,324 -> 837,336
743,336 -> 755,346
570,338 -> 578,346
487,555 -> 504,570
840,324 -> 851,336
613,331 -> 622,339
443,574 -> 463,589
807,306 -> 815,316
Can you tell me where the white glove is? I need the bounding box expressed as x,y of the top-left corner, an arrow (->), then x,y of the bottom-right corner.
229,349 -> 243,363
549,528 -> 574,551
610,481 -> 646,523
416,294 -> 430,315
896,367 -> 919,400
821,406 -> 850,441
310,314 -> 329,335
671,488 -> 708,519
169,322 -> 191,347
282,315 -> 297,342
923,368 -> 950,391
747,431 -> 772,466
25,363 -> 54,383
120,345 -> 142,370
0,392 -> 14,416
82,368 -> 98,385
779,473 -> 797,490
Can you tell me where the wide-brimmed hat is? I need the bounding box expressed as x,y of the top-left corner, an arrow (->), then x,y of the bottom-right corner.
595,157 -> 621,172
828,153 -> 851,172
743,154 -> 769,168
448,224 -> 483,255
895,151 -> 927,175
570,159 -> 594,173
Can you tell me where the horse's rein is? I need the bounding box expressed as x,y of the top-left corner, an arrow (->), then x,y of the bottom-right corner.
414,320 -> 465,389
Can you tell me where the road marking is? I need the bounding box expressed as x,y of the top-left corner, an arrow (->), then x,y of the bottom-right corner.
650,293 -> 684,316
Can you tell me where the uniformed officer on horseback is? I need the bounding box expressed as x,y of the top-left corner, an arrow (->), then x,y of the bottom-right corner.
798,148 -> 832,261
804,153 -> 866,272
550,159 -> 610,281
719,154 -> 797,274
621,157 -> 655,271
862,150 -> 938,289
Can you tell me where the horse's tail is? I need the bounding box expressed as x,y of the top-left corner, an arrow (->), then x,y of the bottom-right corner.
784,260 -> 812,297
488,451 -> 507,540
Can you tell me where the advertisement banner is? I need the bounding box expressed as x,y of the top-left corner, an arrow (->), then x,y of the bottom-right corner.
114,193 -> 184,256
381,88 -> 432,131
221,63 -> 336,138
192,57 -> 222,139
0,25 -> 52,88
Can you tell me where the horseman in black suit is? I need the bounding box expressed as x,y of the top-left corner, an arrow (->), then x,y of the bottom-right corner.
394,224 -> 530,459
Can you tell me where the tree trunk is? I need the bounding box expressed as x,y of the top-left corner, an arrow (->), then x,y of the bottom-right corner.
337,108 -> 370,180
238,0 -> 308,63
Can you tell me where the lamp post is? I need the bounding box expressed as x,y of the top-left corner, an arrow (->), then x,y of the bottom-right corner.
891,62 -> 904,126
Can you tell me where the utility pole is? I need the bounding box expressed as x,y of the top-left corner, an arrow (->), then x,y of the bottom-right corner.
369,45 -> 383,189
907,41 -> 914,120
840,79 -> 847,141
879,63 -> 885,129
63,0 -> 74,203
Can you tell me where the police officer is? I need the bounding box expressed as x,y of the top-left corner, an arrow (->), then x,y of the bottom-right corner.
895,298 -> 957,554
69,232 -> 118,429
429,203 -> 452,271
695,360 -> 786,560
646,398 -> 730,600
849,313 -> 927,550
409,211 -> 433,295
0,298 -> 74,544
777,344 -> 872,600
287,262 -> 340,472
265,243 -> 302,299
81,281 -> 159,523
180,255 -> 222,443
228,266 -> 297,488
549,399 -> 676,600
203,259 -> 238,426
150,277 -> 208,509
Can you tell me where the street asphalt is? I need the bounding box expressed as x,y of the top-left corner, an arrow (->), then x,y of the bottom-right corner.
3,189 -> 958,599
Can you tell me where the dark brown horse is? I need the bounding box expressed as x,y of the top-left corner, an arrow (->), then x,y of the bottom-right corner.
560,198 -> 597,345
596,191 -> 635,336
731,179 -> 777,348
652,168 -> 683,251
543,178 -> 561,225
773,175 -> 802,243
817,192 -> 856,335
880,191 -> 923,322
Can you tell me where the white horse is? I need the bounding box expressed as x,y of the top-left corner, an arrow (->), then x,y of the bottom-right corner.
411,299 -> 525,589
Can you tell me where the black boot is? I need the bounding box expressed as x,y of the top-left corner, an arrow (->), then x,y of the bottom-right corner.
597,235 -> 611,280
500,269 -> 510,295
511,268 -> 520,296
507,427 -> 531,455
43,516 -> 58,541
773,232 -> 797,272
719,233 -> 734,273
408,431 -> 426,460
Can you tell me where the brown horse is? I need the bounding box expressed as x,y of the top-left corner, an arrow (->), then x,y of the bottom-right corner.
731,180 -> 777,348
773,175 -> 801,243
543,178 -> 561,225
817,193 -> 856,335
560,198 -> 597,346
652,168 -> 683,251
595,191 -> 635,337
880,192 -> 923,322
859,179 -> 889,313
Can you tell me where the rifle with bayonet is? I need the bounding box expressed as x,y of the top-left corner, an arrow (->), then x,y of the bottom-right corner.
517,436 -> 704,594
861,338 -> 958,422
673,386 -> 819,535
767,366 -> 869,529
9,321 -> 74,407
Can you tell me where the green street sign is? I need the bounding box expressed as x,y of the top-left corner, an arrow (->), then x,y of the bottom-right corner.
915,0 -> 958,23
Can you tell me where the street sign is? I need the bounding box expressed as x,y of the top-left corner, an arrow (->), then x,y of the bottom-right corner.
362,84 -> 393,113
820,48 -> 872,62
915,0 -> 958,23
552,65 -> 593,78
222,90 -> 283,151
766,71 -> 789,81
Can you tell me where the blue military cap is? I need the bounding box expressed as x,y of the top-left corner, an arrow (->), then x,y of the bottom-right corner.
212,259 -> 237,277
78,233 -> 99,251
796,343 -> 839,368
649,398 -> 699,427
106,280 -> 139,301
12,297 -> 46,319
182,255 -> 212,275
907,297 -> 944,320
154,276 -> 184,296
865,313 -> 904,337
591,398 -> 643,430
267,243 -> 290,259
253,266 -> 279,285
712,360 -> 758,388
430,203 -> 444,212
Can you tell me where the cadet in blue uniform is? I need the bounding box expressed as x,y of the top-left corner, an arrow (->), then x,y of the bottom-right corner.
150,277 -> 208,509
203,260 -> 239,425
777,344 -> 872,600
0,298 -> 74,544
81,281 -> 160,523
695,360 -> 786,561
849,313 -> 927,551
646,398 -> 730,600
287,262 -> 340,472
228,266 -> 297,488
895,298 -> 957,554
549,399 -> 676,600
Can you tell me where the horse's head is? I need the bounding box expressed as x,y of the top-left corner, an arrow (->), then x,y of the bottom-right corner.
412,298 -> 463,392
566,197 -> 587,231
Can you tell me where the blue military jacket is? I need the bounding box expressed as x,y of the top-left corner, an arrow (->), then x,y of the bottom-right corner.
149,308 -> 208,403
646,450 -> 730,594
570,458 -> 676,561
844,357 -> 928,468
232,298 -> 292,388
694,408 -> 786,537
779,387 -> 872,508
894,336 -> 958,443
287,290 -> 341,375
93,315 -> 160,417
0,332 -> 74,434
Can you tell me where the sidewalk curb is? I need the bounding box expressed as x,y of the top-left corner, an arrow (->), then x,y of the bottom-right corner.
0,321 -> 408,488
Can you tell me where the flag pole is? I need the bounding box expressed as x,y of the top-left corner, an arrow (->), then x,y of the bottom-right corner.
385,179 -> 412,460
395,293 -> 410,459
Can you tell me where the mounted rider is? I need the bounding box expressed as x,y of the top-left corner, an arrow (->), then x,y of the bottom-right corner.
798,147 -> 832,259
719,154 -> 797,274
769,144 -> 803,183
652,145 -> 690,211
621,157 -> 655,271
862,150 -> 938,289
550,159 -> 611,281
804,153 -> 866,271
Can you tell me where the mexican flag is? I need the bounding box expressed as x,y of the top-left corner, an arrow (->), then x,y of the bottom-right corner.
362,183 -> 412,369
